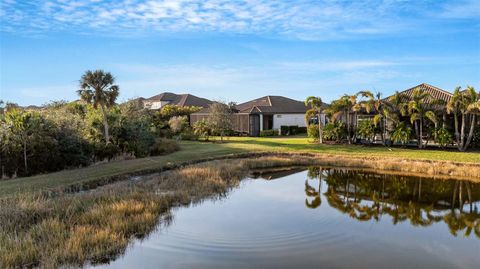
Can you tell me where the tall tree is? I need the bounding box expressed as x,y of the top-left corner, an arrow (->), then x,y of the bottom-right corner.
77,70 -> 119,144
353,91 -> 374,141
305,96 -> 324,143
371,92 -> 390,145
447,86 -> 479,151
207,101 -> 233,142
327,95 -> 357,144
405,88 -> 437,148
2,109 -> 41,175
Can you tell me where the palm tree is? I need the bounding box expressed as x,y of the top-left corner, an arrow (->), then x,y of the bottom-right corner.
353,90 -> 375,142
405,88 -> 437,148
305,96 -> 324,143
77,70 -> 119,144
371,92 -> 391,145
447,86 -> 479,151
328,94 -> 357,144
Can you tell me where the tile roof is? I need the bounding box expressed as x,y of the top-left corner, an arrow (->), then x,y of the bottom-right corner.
145,92 -> 212,108
234,96 -> 308,114
392,83 -> 452,104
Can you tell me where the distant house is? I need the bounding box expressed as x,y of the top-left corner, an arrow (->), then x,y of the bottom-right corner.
143,92 -> 212,110
343,83 -> 455,142
191,95 -> 315,136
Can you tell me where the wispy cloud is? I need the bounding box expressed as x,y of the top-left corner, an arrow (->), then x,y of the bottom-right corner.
1,0 -> 477,40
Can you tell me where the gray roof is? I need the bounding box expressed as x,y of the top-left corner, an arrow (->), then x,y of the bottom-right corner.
235,96 -> 308,114
145,92 -> 212,107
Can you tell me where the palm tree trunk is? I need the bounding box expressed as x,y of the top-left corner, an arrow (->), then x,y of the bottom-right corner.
318,113 -> 323,144
463,114 -> 476,151
100,105 -> 110,144
460,113 -> 466,151
419,120 -> 423,148
454,112 -> 460,148
346,110 -> 351,144
442,112 -> 447,129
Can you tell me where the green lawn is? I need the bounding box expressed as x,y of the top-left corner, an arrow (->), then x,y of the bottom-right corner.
1,136 -> 479,196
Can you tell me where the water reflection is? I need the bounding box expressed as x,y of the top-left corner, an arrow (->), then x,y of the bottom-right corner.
304,167 -> 480,238
94,167 -> 480,269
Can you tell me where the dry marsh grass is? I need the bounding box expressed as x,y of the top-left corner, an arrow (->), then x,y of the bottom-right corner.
1,155 -> 478,268
0,157 -> 309,268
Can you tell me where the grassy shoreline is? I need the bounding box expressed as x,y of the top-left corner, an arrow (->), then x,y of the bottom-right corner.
1,151 -> 479,267
1,137 -> 479,197
0,157 -> 323,268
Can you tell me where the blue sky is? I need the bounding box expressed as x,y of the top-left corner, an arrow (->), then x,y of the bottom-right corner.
1,0 -> 479,106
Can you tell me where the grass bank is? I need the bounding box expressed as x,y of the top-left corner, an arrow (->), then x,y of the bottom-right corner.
0,157 -> 318,268
1,137 -> 479,197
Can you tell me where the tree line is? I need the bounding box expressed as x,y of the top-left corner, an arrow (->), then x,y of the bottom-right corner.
0,70 -> 194,178
305,86 -> 479,151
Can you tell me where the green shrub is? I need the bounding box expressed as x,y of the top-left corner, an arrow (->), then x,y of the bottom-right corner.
94,143 -> 120,161
149,139 -> 180,156
473,127 -> 480,149
179,128 -> 199,141
323,122 -> 346,142
391,123 -> 413,145
297,127 -> 307,134
433,127 -> 453,148
280,125 -> 305,135
307,124 -> 319,141
260,129 -> 278,137
193,119 -> 210,140
357,119 -> 376,143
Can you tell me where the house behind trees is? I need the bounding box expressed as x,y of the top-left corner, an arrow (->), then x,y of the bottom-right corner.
191,96 -> 316,136
142,92 -> 212,110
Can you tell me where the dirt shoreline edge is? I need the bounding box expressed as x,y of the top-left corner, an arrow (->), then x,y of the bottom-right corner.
54,151 -> 480,195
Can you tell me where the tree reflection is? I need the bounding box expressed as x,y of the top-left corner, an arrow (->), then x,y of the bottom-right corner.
305,167 -> 480,238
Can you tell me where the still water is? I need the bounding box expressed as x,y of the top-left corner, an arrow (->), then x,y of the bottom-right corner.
94,168 -> 480,269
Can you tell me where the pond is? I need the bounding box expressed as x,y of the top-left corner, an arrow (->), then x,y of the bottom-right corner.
93,167 -> 480,269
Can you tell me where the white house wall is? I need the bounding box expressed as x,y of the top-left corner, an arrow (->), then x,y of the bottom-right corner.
272,114 -> 307,129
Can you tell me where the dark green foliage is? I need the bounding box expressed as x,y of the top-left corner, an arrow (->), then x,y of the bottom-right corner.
280,125 -> 306,135
357,119 -> 376,143
149,139 -> 180,156
391,122 -> 413,145
472,127 -> 480,149
307,124 -> 319,141
0,101 -> 179,178
323,122 -> 347,142
260,129 -> 278,137
433,127 -> 454,148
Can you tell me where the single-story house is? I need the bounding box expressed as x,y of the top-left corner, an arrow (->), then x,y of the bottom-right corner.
345,83 -> 455,142
191,95 -> 322,136
143,92 -> 212,110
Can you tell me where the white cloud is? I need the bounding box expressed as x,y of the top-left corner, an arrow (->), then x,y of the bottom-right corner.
2,0 -> 476,39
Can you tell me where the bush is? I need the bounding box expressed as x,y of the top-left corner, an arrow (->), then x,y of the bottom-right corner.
473,127 -> 480,149
307,124 -> 319,141
178,128 -> 199,141
433,127 -> 453,148
193,119 -> 210,141
297,127 -> 307,134
357,119 -> 376,143
94,143 -> 120,162
391,123 -> 413,146
280,125 -> 305,135
260,129 -> 278,137
149,139 -> 180,156
323,122 -> 346,142
168,116 -> 188,134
